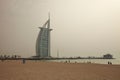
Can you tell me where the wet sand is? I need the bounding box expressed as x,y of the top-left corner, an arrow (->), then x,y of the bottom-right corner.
0,60 -> 120,80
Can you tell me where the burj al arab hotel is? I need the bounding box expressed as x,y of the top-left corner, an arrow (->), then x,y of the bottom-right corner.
36,15 -> 52,58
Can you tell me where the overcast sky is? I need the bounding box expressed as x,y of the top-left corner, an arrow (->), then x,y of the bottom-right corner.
0,0 -> 120,58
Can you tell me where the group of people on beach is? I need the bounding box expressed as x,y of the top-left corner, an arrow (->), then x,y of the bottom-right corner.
108,61 -> 112,64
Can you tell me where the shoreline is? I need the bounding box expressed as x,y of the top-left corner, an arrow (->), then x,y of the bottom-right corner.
1,59 -> 120,65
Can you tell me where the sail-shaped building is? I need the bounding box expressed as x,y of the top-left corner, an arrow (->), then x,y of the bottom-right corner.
36,15 -> 52,58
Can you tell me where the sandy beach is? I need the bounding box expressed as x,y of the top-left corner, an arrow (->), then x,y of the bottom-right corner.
0,60 -> 120,80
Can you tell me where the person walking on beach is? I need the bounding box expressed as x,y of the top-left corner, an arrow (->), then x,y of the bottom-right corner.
22,59 -> 26,64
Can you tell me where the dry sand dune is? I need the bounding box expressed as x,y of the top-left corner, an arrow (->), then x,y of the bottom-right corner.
0,60 -> 120,80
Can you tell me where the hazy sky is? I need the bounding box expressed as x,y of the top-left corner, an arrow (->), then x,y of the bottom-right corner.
0,0 -> 120,58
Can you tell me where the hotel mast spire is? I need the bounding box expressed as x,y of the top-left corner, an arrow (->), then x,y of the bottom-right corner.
48,12 -> 51,57
48,12 -> 50,29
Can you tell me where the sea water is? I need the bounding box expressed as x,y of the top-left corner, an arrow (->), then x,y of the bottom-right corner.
49,58 -> 120,65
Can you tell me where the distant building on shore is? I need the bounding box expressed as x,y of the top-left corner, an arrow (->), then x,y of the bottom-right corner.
36,14 -> 52,58
103,54 -> 113,59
